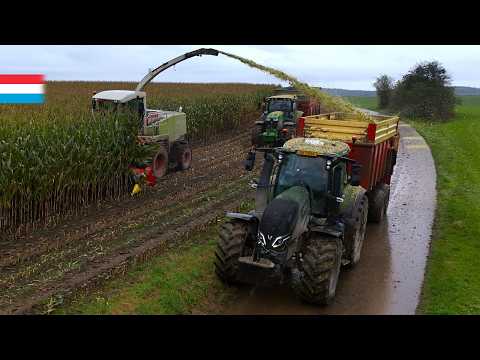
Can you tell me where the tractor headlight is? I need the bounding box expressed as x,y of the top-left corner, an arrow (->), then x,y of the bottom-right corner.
272,234 -> 290,248
257,232 -> 266,247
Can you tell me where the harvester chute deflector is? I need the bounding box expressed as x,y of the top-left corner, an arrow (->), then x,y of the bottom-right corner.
135,48 -> 219,91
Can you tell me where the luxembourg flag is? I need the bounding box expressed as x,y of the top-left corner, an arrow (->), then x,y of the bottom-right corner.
0,74 -> 44,104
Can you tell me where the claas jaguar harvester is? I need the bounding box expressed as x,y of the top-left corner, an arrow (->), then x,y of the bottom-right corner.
215,112 -> 400,305
91,48 -> 219,191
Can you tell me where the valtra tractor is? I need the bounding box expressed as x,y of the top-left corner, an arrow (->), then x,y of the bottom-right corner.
215,112 -> 400,305
91,48 -> 220,194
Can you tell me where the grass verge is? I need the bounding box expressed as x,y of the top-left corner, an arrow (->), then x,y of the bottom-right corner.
55,199 -> 255,315
410,96 -> 480,314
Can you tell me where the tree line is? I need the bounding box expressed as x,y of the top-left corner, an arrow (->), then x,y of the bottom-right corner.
374,61 -> 458,121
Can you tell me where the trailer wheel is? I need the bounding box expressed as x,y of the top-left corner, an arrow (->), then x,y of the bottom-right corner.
368,184 -> 390,223
344,194 -> 369,267
152,146 -> 168,179
214,219 -> 253,285
291,235 -> 342,305
175,142 -> 192,171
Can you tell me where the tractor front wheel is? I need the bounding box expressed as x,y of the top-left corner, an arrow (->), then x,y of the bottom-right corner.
214,219 -> 253,285
291,235 -> 342,305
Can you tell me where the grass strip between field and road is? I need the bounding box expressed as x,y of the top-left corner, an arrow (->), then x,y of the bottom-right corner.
350,95 -> 480,314
54,199 -> 254,315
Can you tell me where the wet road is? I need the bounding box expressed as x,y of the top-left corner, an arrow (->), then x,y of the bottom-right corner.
224,123 -> 437,315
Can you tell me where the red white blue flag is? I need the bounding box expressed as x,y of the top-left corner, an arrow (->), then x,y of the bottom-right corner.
0,74 -> 44,104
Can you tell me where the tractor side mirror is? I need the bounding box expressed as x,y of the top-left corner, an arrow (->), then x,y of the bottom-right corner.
244,150 -> 256,171
351,162 -> 362,187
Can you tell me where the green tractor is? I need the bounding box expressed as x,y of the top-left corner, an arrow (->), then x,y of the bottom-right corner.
251,89 -> 321,149
252,94 -> 303,148
215,137 -> 368,305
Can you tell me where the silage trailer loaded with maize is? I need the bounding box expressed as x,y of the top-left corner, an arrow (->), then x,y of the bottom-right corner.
217,111 -> 400,305
299,111 -> 400,220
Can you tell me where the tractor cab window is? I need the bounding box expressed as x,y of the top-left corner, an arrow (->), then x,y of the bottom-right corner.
268,99 -> 293,114
331,163 -> 346,197
274,154 -> 328,215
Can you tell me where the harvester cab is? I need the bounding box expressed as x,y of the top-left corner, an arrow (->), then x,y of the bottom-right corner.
215,137 -> 369,305
92,90 -> 146,128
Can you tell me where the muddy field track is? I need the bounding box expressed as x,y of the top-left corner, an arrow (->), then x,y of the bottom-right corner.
0,129 -> 258,314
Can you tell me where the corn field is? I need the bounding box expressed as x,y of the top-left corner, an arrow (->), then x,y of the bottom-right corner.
0,81 -> 275,237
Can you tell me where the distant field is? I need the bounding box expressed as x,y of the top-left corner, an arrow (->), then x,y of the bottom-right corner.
344,96 -> 378,111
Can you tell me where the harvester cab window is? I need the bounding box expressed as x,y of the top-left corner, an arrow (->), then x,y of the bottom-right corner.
95,100 -> 118,113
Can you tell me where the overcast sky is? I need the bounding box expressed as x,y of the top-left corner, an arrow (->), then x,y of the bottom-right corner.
1,45 -> 479,90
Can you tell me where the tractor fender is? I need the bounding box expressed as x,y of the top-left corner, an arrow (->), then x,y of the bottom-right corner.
309,225 -> 343,239
339,185 -> 367,221
225,212 -> 259,235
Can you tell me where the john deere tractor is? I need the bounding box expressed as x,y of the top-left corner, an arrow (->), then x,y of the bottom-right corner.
214,137 -> 368,305
251,94 -> 304,148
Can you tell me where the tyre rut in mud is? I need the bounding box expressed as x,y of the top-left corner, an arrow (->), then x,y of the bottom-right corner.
0,129 -> 258,313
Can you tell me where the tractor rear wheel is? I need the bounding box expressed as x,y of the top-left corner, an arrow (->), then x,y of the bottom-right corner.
175,142 -> 192,171
152,146 -> 168,179
291,235 -> 342,305
368,184 -> 390,223
344,194 -> 369,267
214,219 -> 253,285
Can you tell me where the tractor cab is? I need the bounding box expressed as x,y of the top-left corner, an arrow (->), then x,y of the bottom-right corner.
256,138 -> 352,219
253,94 -> 303,148
263,94 -> 299,122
